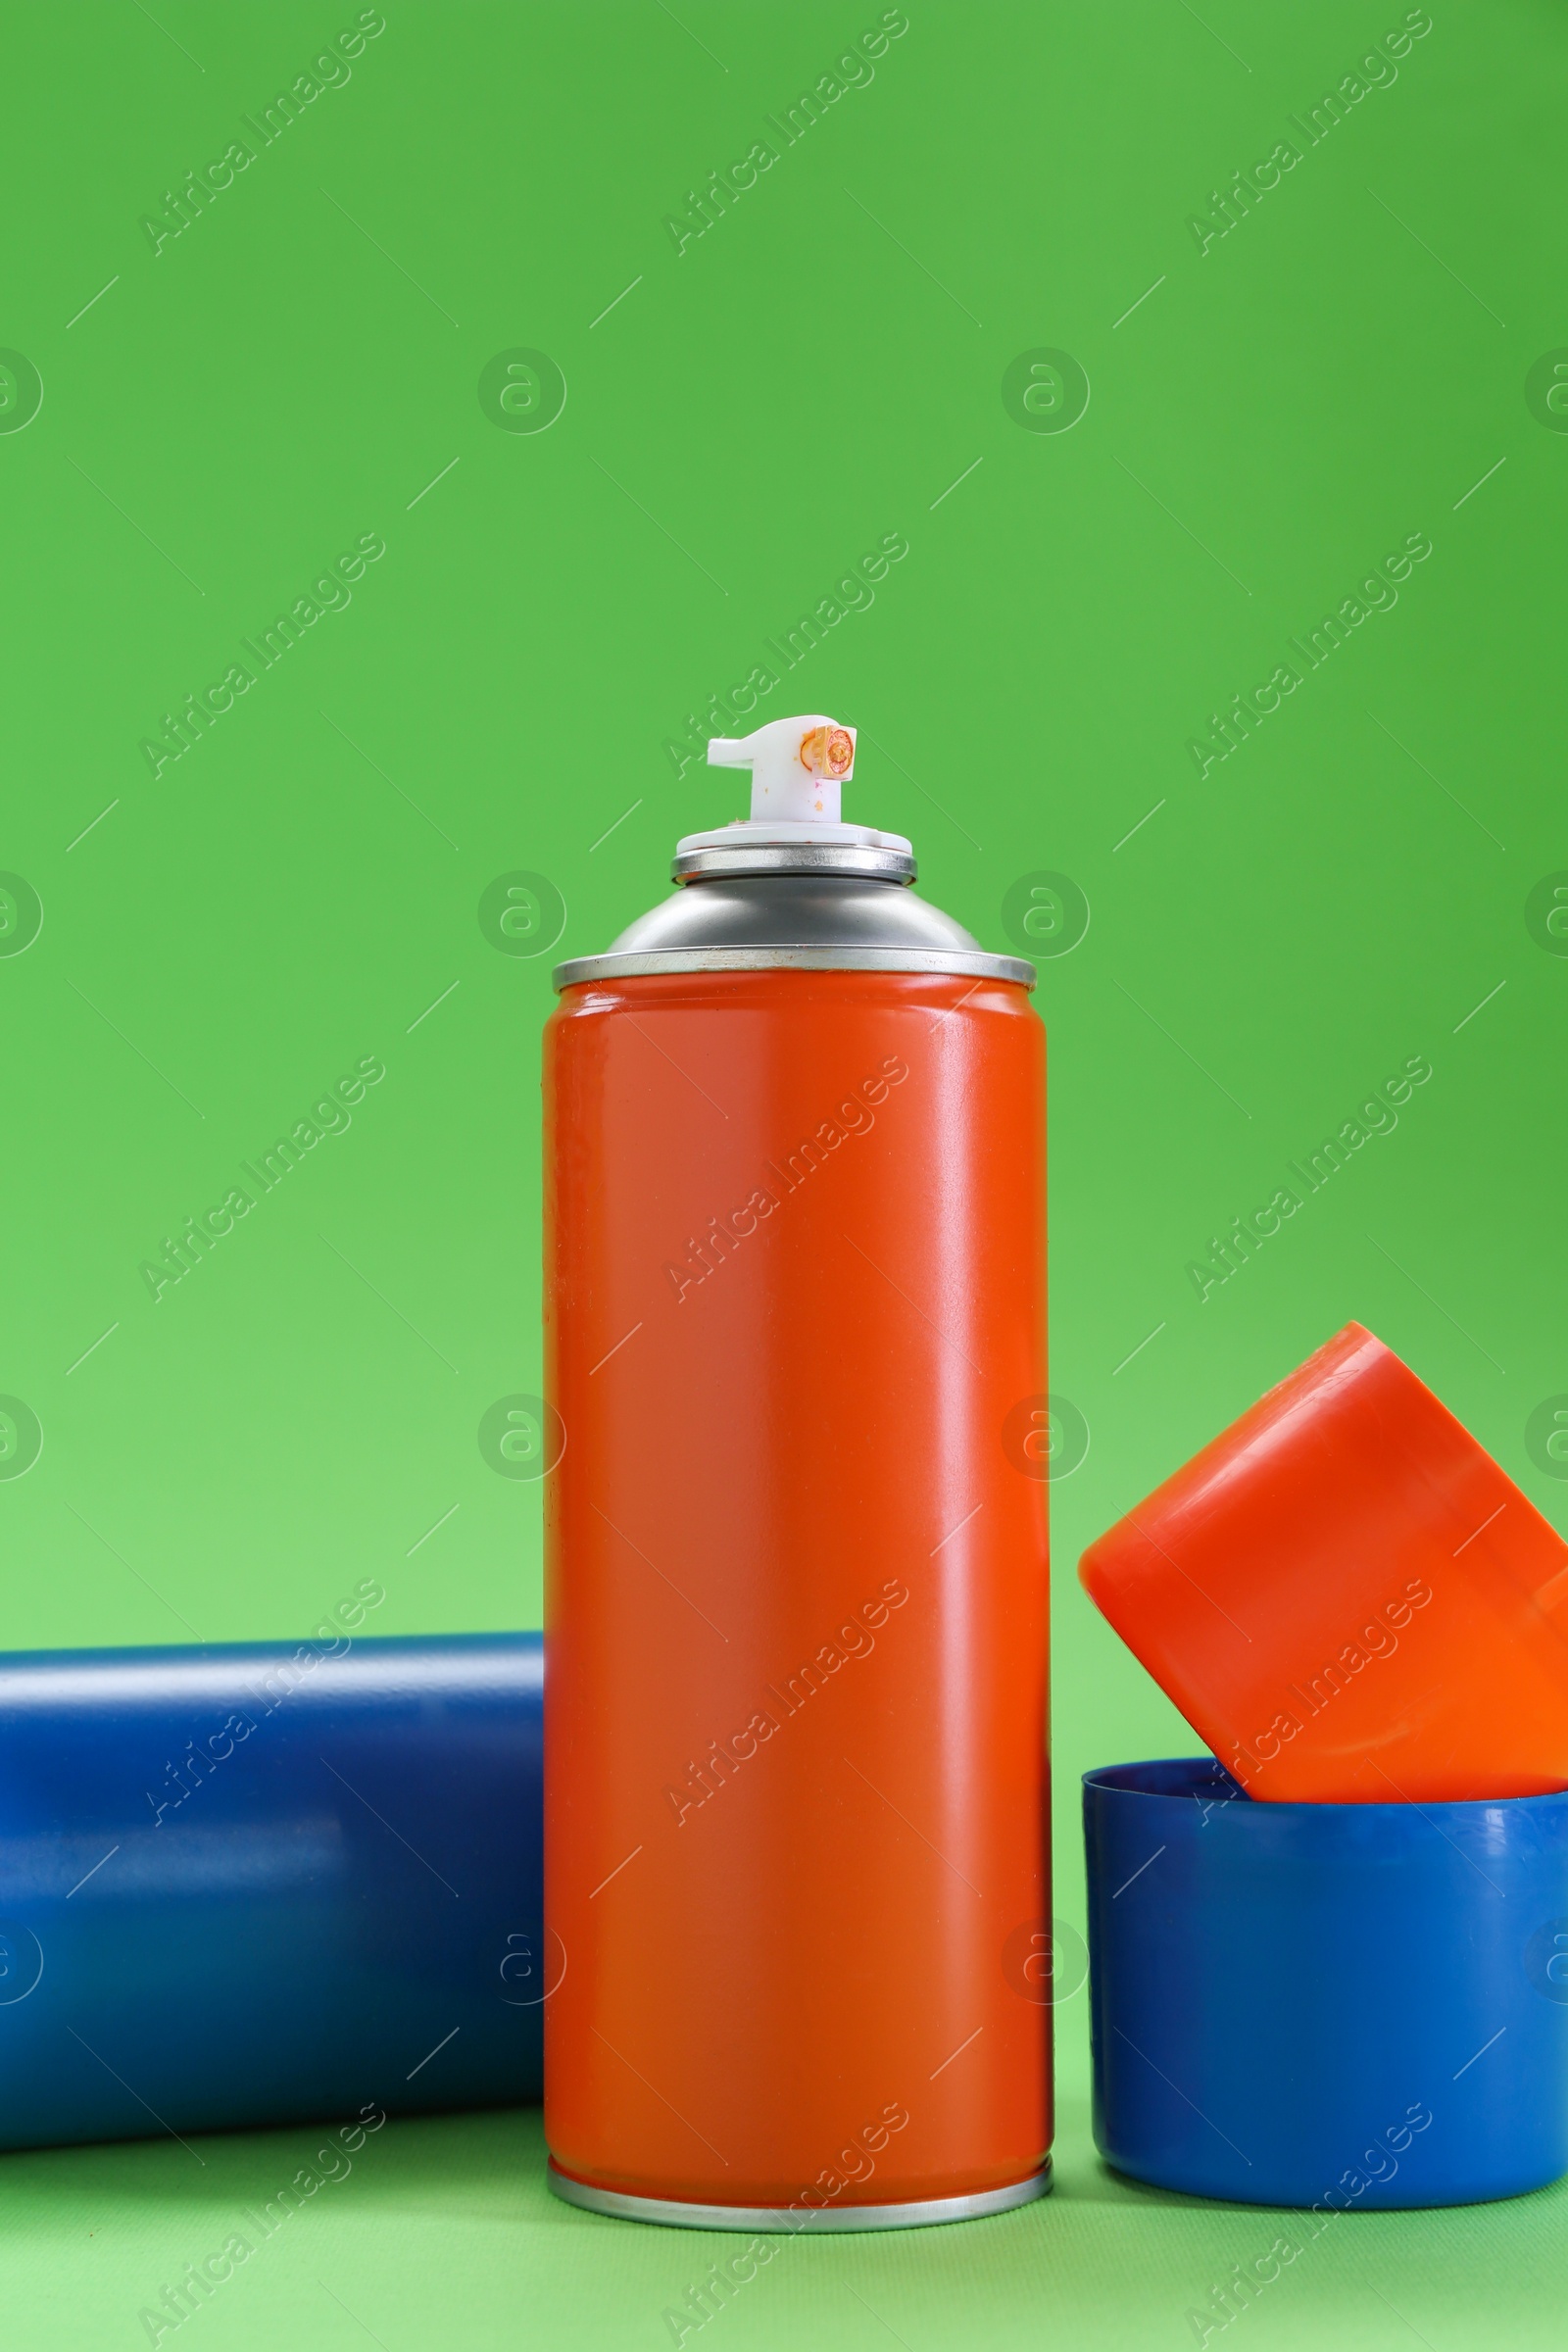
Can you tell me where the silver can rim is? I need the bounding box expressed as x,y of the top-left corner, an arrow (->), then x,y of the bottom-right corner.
553,946 -> 1037,992
546,2157 -> 1053,2230
671,843 -> 918,884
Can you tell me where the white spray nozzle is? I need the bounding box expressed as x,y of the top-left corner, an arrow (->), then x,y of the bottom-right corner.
707,713 -> 857,824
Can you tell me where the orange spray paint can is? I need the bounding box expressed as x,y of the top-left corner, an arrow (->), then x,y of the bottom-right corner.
544,716 -> 1051,2228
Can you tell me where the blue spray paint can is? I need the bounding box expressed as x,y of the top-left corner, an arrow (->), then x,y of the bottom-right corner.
0,1632 -> 542,2151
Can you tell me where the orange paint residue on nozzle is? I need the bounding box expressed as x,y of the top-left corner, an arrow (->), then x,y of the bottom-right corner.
800,723 -> 855,779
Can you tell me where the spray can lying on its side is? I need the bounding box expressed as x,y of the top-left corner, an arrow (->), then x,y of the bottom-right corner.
545,715 -> 1051,2230
0,1633 -> 542,2151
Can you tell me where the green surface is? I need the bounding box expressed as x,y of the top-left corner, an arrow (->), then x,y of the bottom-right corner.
13,2092 -> 1568,2351
5,0 -> 1567,2340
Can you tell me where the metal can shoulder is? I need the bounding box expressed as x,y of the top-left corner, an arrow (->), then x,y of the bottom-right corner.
553,873 -> 1035,992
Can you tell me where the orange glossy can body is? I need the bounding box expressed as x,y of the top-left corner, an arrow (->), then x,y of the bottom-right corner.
544,966 -> 1049,2212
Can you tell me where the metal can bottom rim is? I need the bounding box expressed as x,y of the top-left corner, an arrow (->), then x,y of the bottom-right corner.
547,2157 -> 1053,2230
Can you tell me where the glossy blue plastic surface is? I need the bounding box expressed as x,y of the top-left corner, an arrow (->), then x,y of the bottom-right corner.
1085,1757 -> 1568,2207
0,1634 -> 543,2151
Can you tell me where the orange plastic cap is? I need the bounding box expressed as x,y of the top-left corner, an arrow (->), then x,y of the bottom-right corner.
1079,1323 -> 1568,1802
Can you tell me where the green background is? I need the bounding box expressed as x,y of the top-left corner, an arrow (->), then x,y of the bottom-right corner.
5,0 -> 1567,2340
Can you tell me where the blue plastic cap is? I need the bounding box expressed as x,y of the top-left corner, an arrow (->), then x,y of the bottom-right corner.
1084,1758 -> 1568,2207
